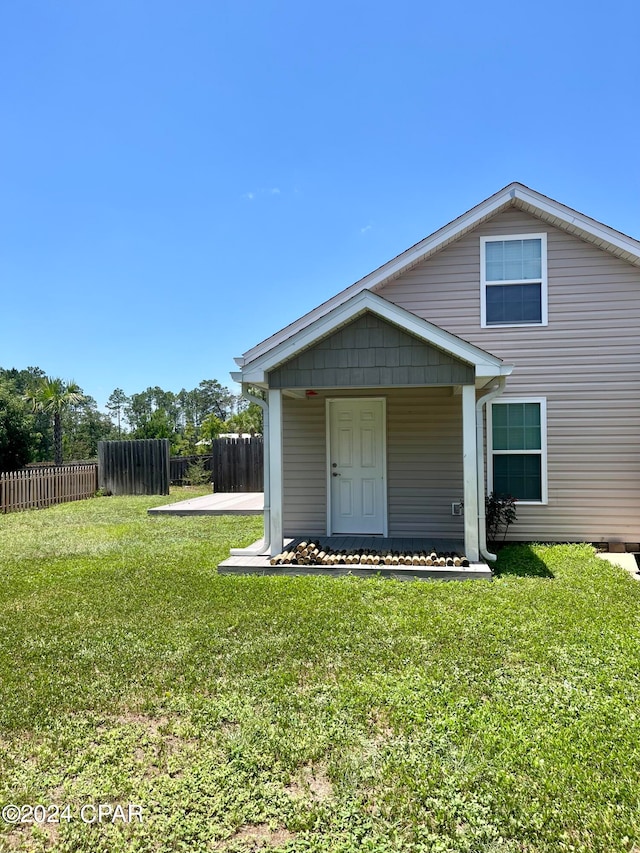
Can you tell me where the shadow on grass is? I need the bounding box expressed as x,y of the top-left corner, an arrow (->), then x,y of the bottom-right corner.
493,544 -> 554,579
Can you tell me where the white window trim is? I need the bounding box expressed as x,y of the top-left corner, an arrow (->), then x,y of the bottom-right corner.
487,396 -> 548,505
480,233 -> 548,328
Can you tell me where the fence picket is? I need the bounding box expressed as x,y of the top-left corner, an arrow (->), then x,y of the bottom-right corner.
0,464 -> 99,513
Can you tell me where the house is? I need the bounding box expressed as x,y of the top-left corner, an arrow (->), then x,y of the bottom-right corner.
226,183 -> 640,569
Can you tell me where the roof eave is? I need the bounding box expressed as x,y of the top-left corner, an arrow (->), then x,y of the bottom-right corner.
238,182 -> 640,366
511,185 -> 640,266
238,291 -> 505,386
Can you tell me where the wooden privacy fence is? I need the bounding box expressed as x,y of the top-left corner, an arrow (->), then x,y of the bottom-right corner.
211,437 -> 263,492
170,438 -> 263,492
170,455 -> 212,485
98,439 -> 170,496
0,464 -> 98,513
0,437 -> 262,511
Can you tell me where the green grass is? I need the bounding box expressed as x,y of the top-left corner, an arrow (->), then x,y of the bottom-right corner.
1,493 -> 640,851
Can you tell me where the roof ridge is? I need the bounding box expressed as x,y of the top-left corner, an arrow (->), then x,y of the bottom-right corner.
239,184 -> 640,367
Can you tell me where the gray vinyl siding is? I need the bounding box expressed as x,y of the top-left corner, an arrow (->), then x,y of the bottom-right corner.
268,312 -> 474,389
282,393 -> 326,537
376,205 -> 640,542
282,388 -> 464,539
386,387 -> 464,537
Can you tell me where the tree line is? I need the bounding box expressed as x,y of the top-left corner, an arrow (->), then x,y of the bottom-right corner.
0,366 -> 262,471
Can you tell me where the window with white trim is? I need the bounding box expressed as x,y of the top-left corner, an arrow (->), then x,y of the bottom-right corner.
488,398 -> 547,504
481,234 -> 547,327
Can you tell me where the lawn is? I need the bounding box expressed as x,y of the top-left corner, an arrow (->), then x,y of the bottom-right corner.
1,492 -> 640,852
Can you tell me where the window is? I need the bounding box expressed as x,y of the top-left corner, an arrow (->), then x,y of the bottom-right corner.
488,398 -> 547,504
481,234 -> 547,327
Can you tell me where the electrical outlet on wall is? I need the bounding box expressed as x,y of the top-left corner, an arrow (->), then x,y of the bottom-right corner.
451,502 -> 463,517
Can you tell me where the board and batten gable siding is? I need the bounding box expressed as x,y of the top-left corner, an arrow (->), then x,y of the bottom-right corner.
376,206 -> 640,542
282,388 -> 464,539
268,312 -> 474,389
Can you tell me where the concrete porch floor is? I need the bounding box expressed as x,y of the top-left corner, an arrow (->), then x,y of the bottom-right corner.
218,536 -> 492,581
148,492 -> 264,516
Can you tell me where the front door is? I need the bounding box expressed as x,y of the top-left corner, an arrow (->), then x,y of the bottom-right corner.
328,398 -> 387,535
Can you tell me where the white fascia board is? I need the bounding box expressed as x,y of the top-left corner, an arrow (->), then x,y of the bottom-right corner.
355,191 -> 514,293
241,186 -> 521,365
475,363 -> 514,380
242,299 -> 370,381
240,283 -> 379,367
240,369 -> 268,384
241,183 -> 640,366
513,185 -> 640,261
240,291 -> 505,382
371,294 -> 503,368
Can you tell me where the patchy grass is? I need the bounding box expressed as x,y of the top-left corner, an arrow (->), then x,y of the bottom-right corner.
1,496 -> 640,851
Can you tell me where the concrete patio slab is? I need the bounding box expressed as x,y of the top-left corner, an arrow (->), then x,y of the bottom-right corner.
596,551 -> 640,580
148,492 -> 263,516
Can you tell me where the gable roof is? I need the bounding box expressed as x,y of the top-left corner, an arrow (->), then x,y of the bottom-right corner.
237,182 -> 640,367
237,290 -> 512,386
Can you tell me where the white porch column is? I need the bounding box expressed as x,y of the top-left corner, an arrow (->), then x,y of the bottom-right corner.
462,384 -> 479,562
268,388 -> 284,557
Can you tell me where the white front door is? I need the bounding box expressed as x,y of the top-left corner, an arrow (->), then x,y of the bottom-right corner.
328,398 -> 387,535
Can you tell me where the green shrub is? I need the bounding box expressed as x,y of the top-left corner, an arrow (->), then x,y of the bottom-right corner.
183,457 -> 211,486
486,491 -> 517,546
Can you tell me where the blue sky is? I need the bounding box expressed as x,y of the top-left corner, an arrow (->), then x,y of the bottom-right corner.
2,0 -> 639,411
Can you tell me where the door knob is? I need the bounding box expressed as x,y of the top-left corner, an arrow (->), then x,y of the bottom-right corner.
332,472 -> 341,477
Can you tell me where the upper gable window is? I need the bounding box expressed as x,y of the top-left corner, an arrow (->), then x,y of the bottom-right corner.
480,234 -> 548,327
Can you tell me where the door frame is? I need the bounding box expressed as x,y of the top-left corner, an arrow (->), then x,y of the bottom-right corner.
325,397 -> 388,537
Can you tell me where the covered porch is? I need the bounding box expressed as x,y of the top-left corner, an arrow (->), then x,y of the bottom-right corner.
227,291 -> 512,574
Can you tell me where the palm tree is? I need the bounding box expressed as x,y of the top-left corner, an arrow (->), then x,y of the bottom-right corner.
24,377 -> 86,465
